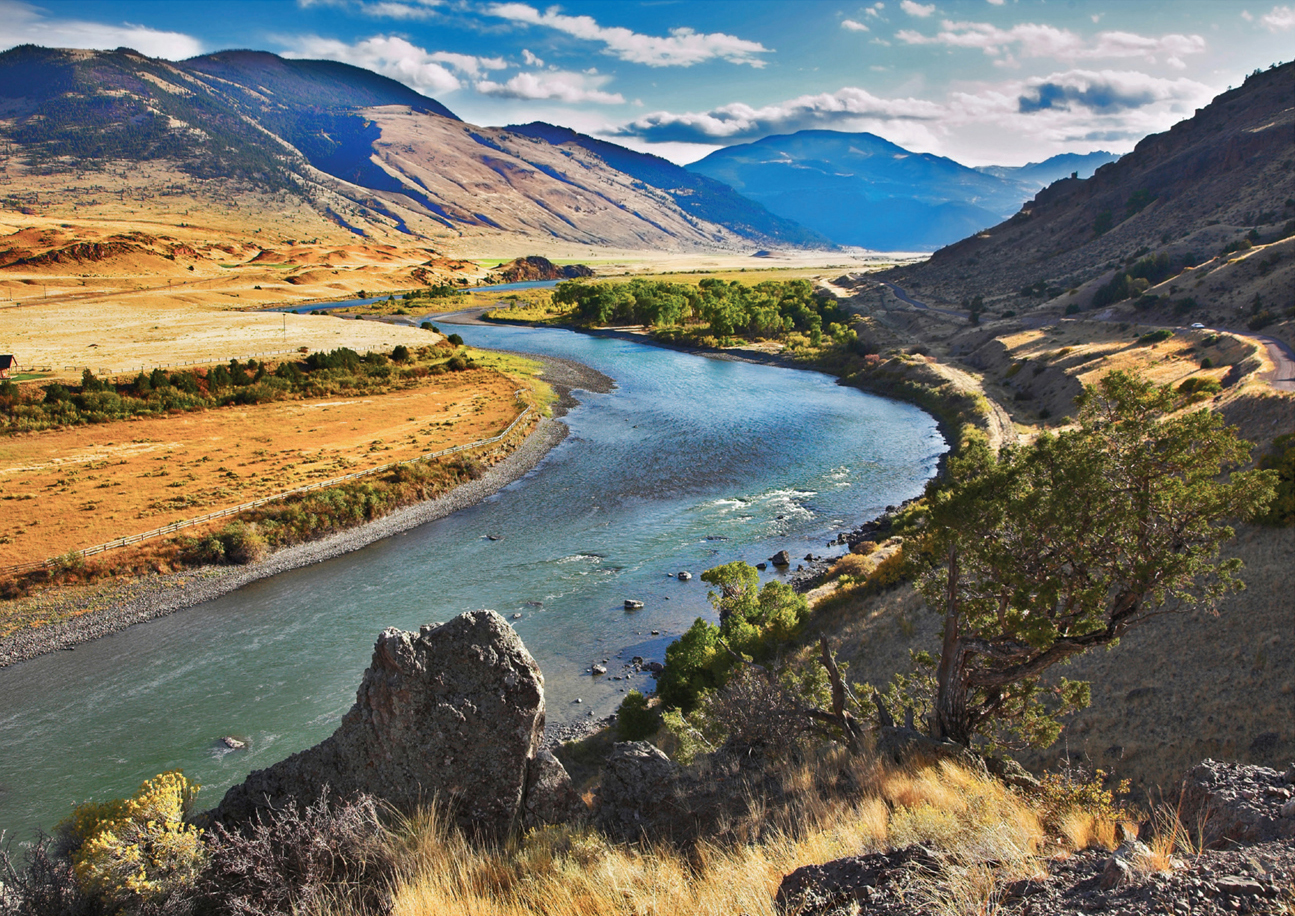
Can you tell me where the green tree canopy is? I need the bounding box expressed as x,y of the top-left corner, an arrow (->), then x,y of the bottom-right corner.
918,371 -> 1277,749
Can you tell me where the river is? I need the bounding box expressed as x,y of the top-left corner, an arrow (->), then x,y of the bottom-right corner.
0,323 -> 945,838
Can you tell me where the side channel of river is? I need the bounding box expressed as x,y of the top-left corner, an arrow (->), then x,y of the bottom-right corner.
0,324 -> 946,838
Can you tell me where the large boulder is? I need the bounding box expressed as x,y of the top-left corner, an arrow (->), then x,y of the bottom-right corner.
210,611 -> 572,841
596,741 -> 680,838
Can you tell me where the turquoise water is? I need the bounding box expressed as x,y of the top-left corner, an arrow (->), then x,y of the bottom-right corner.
0,325 -> 945,837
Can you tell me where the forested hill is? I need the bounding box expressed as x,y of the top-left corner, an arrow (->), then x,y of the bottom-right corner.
0,46 -> 823,250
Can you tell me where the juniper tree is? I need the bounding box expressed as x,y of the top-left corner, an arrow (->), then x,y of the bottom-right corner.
918,371 -> 1276,748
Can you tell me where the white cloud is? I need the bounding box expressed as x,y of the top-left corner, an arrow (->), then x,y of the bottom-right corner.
1241,10 -> 1255,20
485,2 -> 771,67
865,2 -> 885,16
613,64 -> 1218,167
1017,69 -> 1212,114
521,48 -> 544,67
478,70 -> 624,104
841,19 -> 870,32
897,20 -> 1206,63
1261,5 -> 1295,29
283,35 -> 506,95
986,0 -> 1005,5
614,86 -> 944,143
0,0 -> 202,59
901,0 -> 936,17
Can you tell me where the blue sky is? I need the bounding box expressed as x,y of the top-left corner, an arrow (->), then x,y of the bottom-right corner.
2,0 -> 1291,165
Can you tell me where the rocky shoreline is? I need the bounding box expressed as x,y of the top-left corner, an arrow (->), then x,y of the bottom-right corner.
0,354 -> 614,669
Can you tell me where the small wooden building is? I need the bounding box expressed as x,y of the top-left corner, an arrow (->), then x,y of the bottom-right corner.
0,354 -> 15,379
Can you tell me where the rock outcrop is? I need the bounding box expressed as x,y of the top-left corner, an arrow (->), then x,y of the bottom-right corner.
491,255 -> 594,283
210,610 -> 577,841
1180,759 -> 1295,847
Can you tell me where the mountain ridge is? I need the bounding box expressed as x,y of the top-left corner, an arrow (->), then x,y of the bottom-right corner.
687,129 -> 1045,250
0,45 -> 824,253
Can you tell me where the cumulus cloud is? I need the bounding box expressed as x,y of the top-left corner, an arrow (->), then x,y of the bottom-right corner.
614,87 -> 943,143
0,0 -> 202,59
283,34 -> 506,95
478,70 -> 625,104
841,19 -> 870,32
521,48 -> 543,66
901,0 -> 936,17
897,19 -> 1206,63
484,2 -> 771,67
865,2 -> 885,16
1017,69 -> 1211,114
1261,5 -> 1295,28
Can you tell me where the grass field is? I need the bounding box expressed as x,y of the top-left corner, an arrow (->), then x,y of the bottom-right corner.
0,358 -> 541,568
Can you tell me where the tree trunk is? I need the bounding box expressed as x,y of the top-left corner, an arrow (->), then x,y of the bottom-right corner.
933,545 -> 972,746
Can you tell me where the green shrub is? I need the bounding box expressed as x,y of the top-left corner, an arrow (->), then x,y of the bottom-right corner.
1258,433 -> 1295,526
616,691 -> 658,740
1135,329 -> 1174,346
218,522 -> 268,564
656,562 -> 809,711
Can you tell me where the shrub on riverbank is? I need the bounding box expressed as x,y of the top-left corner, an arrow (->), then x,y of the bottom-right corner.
0,345 -> 469,435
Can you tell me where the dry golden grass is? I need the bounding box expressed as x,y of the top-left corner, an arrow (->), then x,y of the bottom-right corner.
378,758 -> 1051,916
0,367 -> 529,566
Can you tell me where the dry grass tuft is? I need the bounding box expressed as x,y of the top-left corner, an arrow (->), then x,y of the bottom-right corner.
376,758 -> 1058,916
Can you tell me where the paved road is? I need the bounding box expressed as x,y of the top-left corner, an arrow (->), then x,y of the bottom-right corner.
1250,333 -> 1295,392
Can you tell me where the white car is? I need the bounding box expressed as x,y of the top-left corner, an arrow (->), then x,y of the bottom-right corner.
1191,322 -> 1206,329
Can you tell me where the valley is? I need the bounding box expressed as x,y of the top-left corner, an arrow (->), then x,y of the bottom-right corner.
0,18 -> 1291,915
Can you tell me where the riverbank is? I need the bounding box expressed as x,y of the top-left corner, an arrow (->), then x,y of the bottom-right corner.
461,305 -> 998,465
0,354 -> 614,668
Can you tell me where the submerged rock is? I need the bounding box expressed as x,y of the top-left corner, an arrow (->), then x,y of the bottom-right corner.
208,610 -> 575,841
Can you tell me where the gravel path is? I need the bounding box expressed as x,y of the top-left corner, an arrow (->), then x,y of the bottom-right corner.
0,355 -> 614,669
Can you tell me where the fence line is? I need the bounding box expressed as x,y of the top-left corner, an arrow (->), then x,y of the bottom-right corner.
2,397 -> 534,576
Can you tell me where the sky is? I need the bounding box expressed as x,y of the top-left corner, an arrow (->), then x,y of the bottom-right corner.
1,0 -> 1291,166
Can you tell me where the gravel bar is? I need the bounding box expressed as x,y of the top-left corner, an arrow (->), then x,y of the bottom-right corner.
0,354 -> 614,669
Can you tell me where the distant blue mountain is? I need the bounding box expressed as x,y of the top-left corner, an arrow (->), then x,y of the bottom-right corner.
687,130 -> 1095,251
976,151 -> 1119,189
505,122 -> 832,247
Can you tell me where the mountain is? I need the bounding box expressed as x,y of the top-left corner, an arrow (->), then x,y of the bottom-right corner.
976,151 -> 1119,190
883,60 -> 1295,330
505,122 -> 830,248
0,46 -> 821,252
686,130 -> 1041,251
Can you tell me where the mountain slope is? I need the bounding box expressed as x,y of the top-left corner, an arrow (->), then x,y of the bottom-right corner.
0,45 -> 818,253
687,130 -> 1038,250
504,122 -> 831,248
883,60 -> 1295,341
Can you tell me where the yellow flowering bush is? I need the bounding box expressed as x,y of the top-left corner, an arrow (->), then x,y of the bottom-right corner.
65,770 -> 204,909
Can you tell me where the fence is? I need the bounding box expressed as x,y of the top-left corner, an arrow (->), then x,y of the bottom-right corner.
2,397 -> 534,576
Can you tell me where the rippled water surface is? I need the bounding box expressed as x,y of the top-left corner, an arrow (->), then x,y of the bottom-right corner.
0,325 -> 945,837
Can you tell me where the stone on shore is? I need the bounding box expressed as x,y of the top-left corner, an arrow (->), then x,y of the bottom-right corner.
208,610 -> 575,841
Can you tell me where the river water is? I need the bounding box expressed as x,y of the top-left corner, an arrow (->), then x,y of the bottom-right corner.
0,324 -> 945,838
